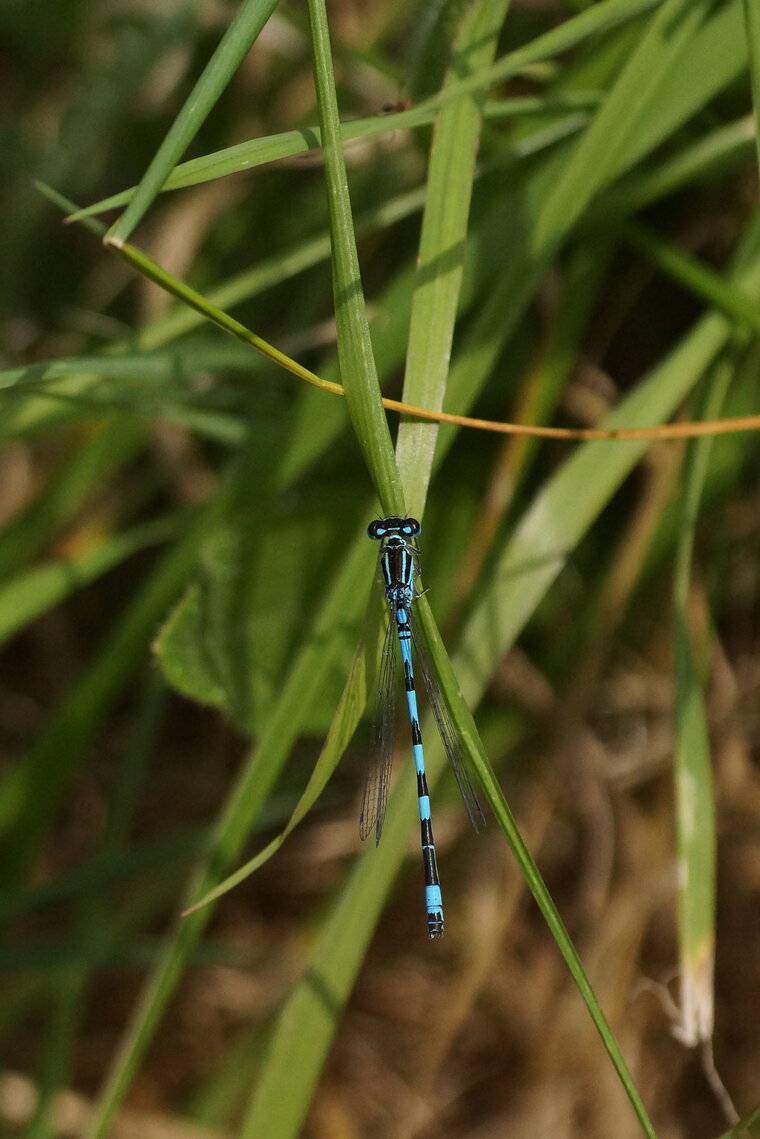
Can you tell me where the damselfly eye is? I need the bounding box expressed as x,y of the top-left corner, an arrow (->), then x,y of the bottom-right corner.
367,520 -> 386,540
402,518 -> 421,537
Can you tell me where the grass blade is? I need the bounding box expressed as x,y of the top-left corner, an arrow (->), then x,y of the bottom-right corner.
671,362 -> 732,1045
623,221 -> 760,335
532,0 -> 738,259
84,533 -> 373,1139
306,0 -> 402,512
1,472 -> 238,881
396,0 -> 511,514
0,519 -> 175,647
106,0 -> 280,245
742,0 -> 760,175
68,0 -> 661,222
185,638 -> 369,911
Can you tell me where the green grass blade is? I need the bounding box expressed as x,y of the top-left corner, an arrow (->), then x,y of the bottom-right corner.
506,238 -> 614,502
742,0 -> 760,175
437,1 -> 747,472
0,419 -> 144,579
396,0 -> 511,515
532,0 -> 741,260
1,473 -> 238,881
457,333 -> 753,693
671,363 -> 731,1046
421,0 -> 662,111
0,518 -> 175,647
24,674 -> 167,1139
186,639 -> 369,910
599,117 -> 756,219
106,0 -> 280,245
109,242 -> 344,394
239,720 -> 432,1139
134,184 -> 428,350
69,104 -> 584,218
623,221 -> 760,336
68,107 -> 441,221
0,345 -> 260,391
413,594 -> 656,1139
34,180 -> 107,238
84,533 -> 373,1139
68,0 -> 660,222
601,1 -> 746,179
306,0 -> 402,513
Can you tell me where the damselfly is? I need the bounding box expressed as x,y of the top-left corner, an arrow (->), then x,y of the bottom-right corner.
360,516 -> 484,938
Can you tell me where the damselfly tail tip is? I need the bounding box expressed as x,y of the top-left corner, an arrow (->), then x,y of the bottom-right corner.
427,917 -> 444,939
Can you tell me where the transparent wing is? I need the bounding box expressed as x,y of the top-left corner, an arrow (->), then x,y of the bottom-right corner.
359,612 -> 398,845
409,609 -> 486,832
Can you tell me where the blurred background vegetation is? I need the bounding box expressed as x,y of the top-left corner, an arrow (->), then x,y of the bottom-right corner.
2,0 -> 760,1136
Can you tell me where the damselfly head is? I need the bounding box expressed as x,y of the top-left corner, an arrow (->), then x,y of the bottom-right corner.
367,516 -> 421,541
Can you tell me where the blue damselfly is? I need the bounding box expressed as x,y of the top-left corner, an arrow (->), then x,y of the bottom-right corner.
360,516 -> 484,938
